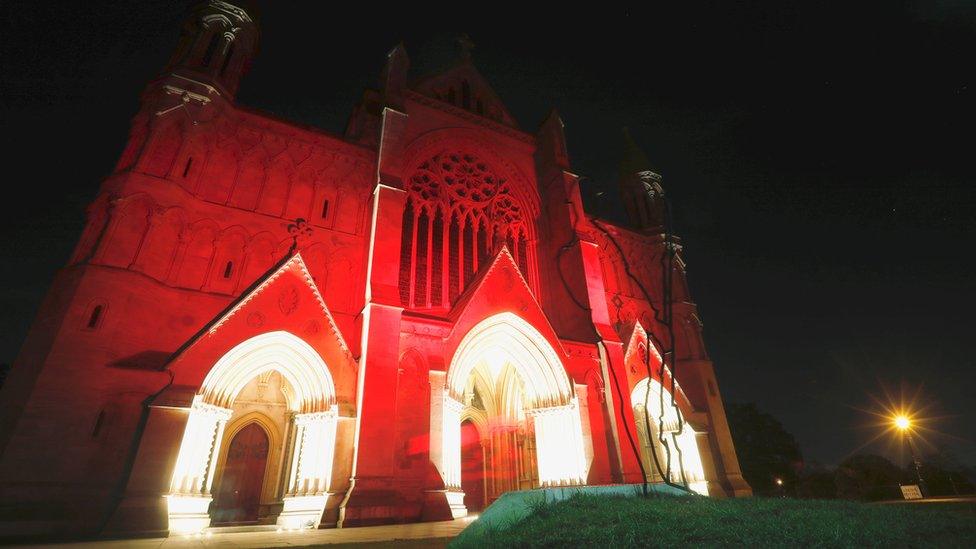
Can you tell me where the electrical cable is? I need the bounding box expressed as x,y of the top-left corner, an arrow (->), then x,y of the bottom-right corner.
588,176 -> 691,494
658,190 -> 689,487
590,216 -> 681,494
554,182 -> 650,493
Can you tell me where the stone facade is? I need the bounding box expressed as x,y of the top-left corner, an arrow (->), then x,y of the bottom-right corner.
0,0 -> 749,540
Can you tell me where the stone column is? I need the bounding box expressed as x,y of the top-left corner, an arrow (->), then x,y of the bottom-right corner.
278,406 -> 339,529
165,396 -> 231,534
426,379 -> 466,518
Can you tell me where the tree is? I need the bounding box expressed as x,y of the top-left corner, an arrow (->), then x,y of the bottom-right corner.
919,450 -> 976,496
795,464 -> 837,499
834,454 -> 903,501
725,402 -> 804,495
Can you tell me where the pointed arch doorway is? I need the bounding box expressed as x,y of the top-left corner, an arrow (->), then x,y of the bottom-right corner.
432,312 -> 589,517
211,422 -> 269,524
631,376 -> 708,495
165,331 -> 340,534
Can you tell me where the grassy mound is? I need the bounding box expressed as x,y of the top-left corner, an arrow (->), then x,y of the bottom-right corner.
451,494 -> 976,548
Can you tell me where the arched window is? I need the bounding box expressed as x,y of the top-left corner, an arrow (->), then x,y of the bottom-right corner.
85,302 -> 106,330
398,151 -> 532,309
398,201 -> 415,305
202,33 -> 220,67
461,80 -> 471,110
220,42 -> 235,75
91,409 -> 106,438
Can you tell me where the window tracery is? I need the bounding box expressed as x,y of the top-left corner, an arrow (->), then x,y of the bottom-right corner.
398,151 -> 531,309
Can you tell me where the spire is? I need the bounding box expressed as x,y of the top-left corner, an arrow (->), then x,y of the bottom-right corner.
618,128 -> 664,231
620,127 -> 656,175
537,108 -> 570,169
456,33 -> 475,63
380,42 -> 410,108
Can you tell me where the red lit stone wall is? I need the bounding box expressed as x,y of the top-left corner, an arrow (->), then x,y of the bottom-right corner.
0,2 -> 749,540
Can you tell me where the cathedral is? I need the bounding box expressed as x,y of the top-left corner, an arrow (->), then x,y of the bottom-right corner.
0,1 -> 749,540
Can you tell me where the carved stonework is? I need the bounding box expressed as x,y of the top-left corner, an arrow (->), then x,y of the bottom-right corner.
278,285 -> 300,315
303,319 -> 320,336
288,218 -> 314,248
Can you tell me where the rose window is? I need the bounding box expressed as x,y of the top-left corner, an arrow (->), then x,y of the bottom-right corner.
399,151 -> 532,309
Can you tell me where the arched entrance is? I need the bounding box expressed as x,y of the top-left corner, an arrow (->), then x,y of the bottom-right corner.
432,313 -> 588,517
165,331 -> 339,534
631,377 -> 708,495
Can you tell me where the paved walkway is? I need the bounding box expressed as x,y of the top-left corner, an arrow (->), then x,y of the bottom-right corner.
15,518 -> 474,549
876,495 -> 976,505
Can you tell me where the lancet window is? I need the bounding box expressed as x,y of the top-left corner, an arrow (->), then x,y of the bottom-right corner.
398,151 -> 532,309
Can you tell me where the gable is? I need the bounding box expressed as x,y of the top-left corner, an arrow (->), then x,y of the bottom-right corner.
163,253 -> 357,410
622,321 -> 693,411
446,245 -> 569,369
412,62 -> 519,128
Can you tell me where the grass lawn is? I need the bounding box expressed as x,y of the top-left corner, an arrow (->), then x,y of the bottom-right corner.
451,494 -> 976,548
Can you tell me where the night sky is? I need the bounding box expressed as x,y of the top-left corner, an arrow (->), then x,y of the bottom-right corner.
2,1 -> 973,467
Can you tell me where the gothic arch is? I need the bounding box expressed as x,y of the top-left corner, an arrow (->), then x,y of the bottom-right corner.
174,219 -> 218,289
257,153 -> 294,217
583,369 -> 606,404
210,411 -> 283,517
300,242 -> 329,293
623,322 -> 694,412
630,376 -> 707,494
239,232 -> 277,289
400,129 -> 539,218
167,331 -> 340,533
394,349 -> 431,473
230,147 -> 267,211
206,225 -> 249,294
71,195 -> 110,264
285,162 -> 317,220
458,407 -> 489,441
199,140 -> 241,204
100,194 -> 153,269
446,312 -> 573,409
199,331 -> 337,413
200,13 -> 234,30
133,206 -> 186,282
397,135 -> 537,308
434,312 -> 587,511
197,15 -> 234,68
325,251 -> 354,312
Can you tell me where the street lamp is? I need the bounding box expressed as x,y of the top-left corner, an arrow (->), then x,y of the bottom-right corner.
893,414 -> 927,496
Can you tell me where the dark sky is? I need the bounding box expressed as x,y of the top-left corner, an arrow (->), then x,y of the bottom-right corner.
2,1 -> 974,467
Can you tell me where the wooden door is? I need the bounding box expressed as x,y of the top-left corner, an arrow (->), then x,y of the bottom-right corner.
212,422 -> 269,524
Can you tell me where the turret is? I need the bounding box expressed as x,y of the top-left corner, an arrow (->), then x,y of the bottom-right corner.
163,1 -> 258,101
619,128 -> 665,231
380,43 -> 410,109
